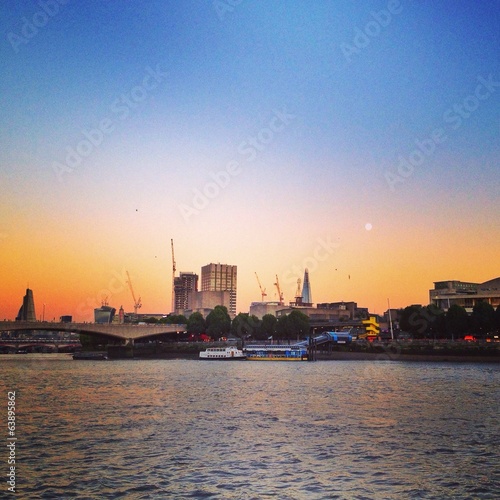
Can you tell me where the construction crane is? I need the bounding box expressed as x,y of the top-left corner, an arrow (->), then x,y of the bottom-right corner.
171,238 -> 176,313
274,275 -> 284,305
294,278 -> 301,297
126,271 -> 142,315
294,278 -> 302,305
254,272 -> 267,301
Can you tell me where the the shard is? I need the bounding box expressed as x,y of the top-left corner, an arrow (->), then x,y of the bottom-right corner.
301,269 -> 312,305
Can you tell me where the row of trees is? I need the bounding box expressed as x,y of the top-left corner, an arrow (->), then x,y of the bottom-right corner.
143,306 -> 310,341
141,301 -> 500,341
209,306 -> 309,341
398,302 -> 500,339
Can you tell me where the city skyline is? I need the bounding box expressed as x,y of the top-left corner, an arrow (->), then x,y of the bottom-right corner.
1,1 -> 499,322
6,270 -> 500,324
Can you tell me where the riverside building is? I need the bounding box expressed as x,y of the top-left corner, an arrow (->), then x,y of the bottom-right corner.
429,277 -> 500,313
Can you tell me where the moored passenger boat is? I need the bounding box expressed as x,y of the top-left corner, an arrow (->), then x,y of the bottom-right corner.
199,346 -> 247,360
244,344 -> 308,361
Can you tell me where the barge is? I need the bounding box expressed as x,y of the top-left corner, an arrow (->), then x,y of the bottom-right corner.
244,344 -> 308,361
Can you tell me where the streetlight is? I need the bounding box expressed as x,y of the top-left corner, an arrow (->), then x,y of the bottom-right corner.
387,298 -> 394,341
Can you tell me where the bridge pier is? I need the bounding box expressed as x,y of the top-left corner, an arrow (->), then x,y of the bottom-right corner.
108,339 -> 134,359
308,336 -> 316,361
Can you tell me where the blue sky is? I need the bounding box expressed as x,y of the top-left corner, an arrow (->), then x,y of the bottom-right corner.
1,1 -> 499,319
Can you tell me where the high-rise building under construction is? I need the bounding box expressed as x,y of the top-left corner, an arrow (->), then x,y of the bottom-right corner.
174,272 -> 199,312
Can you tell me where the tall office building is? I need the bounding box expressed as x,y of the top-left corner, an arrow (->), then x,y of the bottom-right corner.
174,272 -> 199,312
201,263 -> 237,316
301,268 -> 312,305
16,288 -> 36,321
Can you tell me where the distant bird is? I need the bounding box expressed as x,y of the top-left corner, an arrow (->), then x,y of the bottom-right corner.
348,275 -> 351,280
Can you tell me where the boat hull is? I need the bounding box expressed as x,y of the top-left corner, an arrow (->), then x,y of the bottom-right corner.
199,356 -> 247,361
246,356 -> 306,361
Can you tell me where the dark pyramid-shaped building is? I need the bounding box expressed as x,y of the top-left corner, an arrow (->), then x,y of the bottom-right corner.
16,288 -> 36,321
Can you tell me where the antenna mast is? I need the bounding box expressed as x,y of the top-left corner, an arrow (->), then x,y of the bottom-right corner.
387,298 -> 394,340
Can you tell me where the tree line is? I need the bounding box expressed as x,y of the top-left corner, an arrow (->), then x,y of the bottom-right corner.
141,301 -> 500,341
398,302 -> 500,339
144,306 -> 310,341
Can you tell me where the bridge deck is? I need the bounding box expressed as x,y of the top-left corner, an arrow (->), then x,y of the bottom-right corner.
0,321 -> 186,341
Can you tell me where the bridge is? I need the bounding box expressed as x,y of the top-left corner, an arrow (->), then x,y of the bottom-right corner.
0,321 -> 187,344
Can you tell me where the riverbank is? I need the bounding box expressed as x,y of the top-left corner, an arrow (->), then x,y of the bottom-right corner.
315,351 -> 500,363
136,351 -> 499,363
123,342 -> 500,362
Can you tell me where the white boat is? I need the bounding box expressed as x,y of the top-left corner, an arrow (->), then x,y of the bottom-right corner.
199,346 -> 246,360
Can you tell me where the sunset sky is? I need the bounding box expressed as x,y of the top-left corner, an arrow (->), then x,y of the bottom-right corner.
1,1 -> 499,322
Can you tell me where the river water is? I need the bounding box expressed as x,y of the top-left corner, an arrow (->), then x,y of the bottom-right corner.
1,355 -> 499,499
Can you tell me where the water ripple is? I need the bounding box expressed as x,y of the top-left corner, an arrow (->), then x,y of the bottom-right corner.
1,358 -> 499,498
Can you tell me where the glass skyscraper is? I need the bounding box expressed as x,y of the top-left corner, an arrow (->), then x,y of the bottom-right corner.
301,269 -> 312,305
